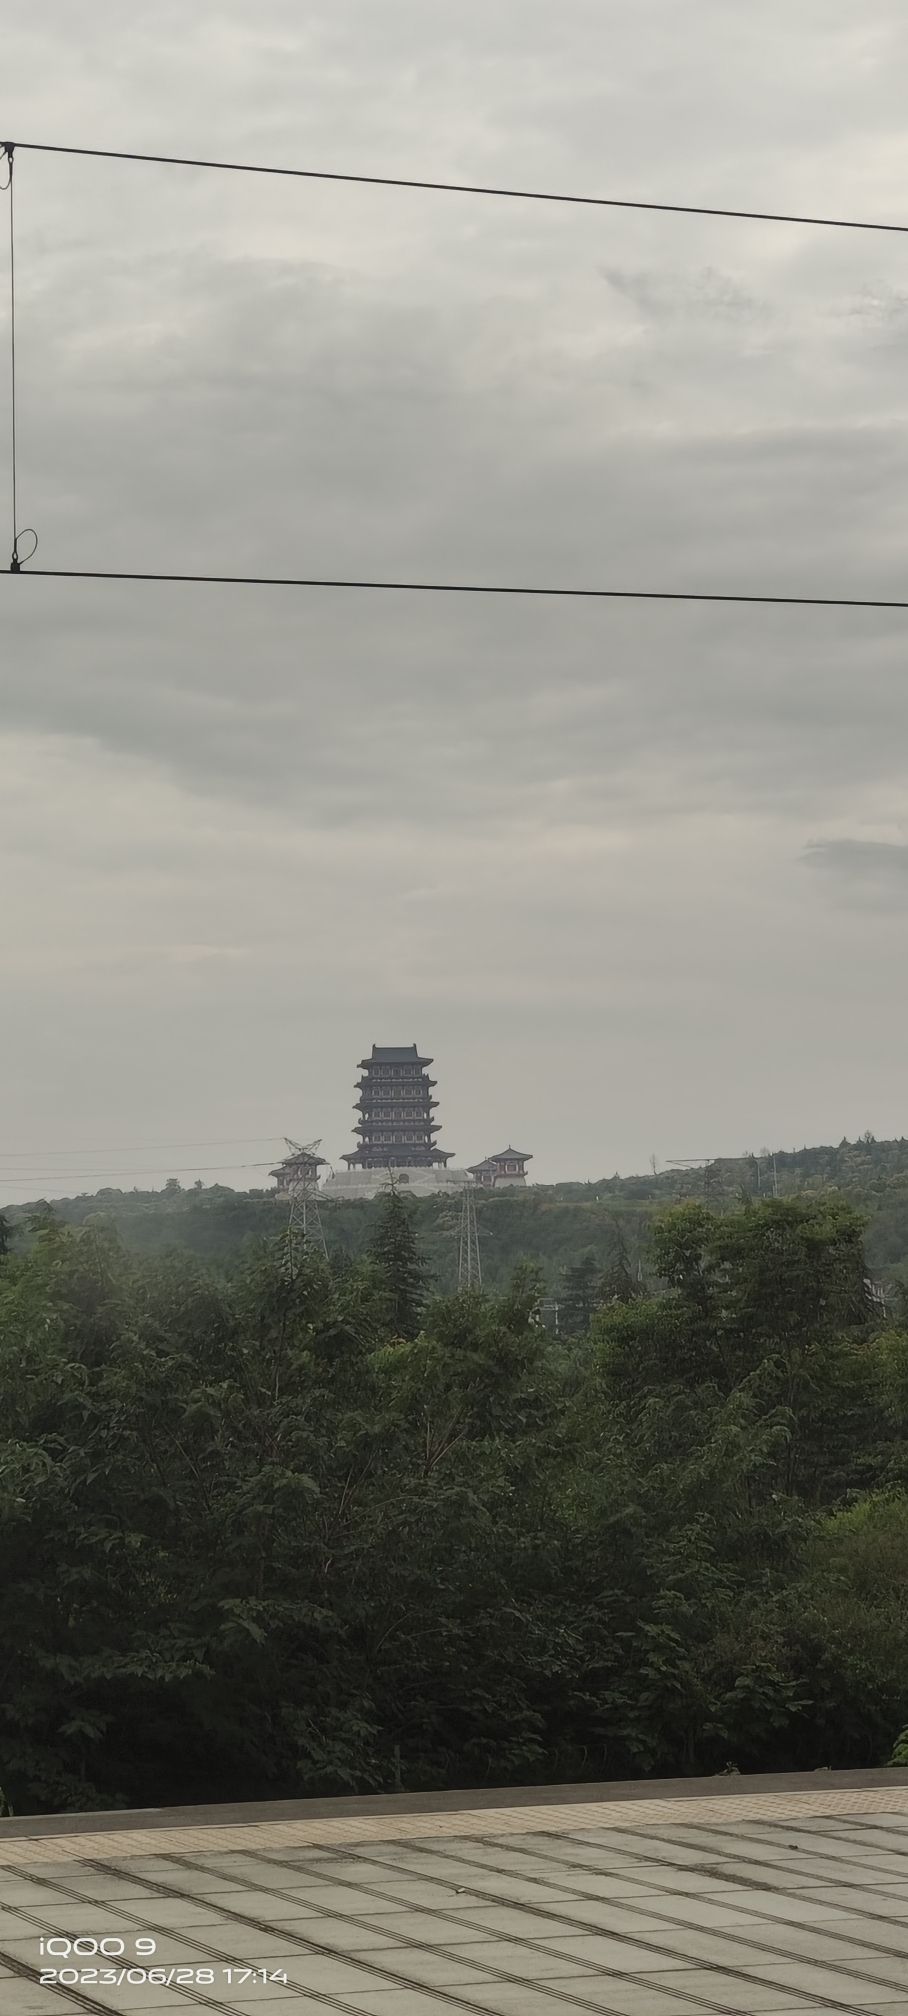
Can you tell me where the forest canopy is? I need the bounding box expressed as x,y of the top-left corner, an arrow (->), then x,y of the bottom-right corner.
1,1190 -> 906,1816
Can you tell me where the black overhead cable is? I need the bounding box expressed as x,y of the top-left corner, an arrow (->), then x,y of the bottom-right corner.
2,143 -> 17,570
5,140 -> 908,613
2,142 -> 36,573
1,1159 -> 277,1180
0,1135 -> 284,1158
8,568 -> 908,611
9,137 -> 908,237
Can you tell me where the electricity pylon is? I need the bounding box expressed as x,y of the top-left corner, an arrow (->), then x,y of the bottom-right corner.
458,1178 -> 482,1289
666,1156 -> 717,1204
283,1137 -> 328,1275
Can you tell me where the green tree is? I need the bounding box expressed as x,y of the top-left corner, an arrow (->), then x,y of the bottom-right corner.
368,1187 -> 429,1341
559,1255 -> 602,1337
1,1192 -> 906,1814
784,1493 -> 908,1767
600,1222 -> 644,1306
889,1724 -> 908,1766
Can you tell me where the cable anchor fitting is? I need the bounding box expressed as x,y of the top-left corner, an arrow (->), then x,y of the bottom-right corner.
10,528 -> 37,572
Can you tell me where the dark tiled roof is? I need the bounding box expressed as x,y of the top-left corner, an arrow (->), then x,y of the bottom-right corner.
360,1045 -> 431,1065
342,1149 -> 453,1166
271,1150 -> 327,1174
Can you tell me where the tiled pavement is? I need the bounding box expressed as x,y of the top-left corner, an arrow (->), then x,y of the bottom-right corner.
1,1782 -> 907,2014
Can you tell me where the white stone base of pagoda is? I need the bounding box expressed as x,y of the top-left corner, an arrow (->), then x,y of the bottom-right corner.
321,1166 -> 473,1201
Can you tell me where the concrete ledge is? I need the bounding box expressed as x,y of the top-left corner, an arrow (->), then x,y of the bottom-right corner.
3,1765 -> 907,1842
321,1166 -> 473,1198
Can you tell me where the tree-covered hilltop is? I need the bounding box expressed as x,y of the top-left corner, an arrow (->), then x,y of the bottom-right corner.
7,1129 -> 908,1299
0,1190 -> 907,1815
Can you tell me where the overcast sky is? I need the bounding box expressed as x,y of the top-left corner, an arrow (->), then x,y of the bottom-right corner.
3,0 -> 908,1201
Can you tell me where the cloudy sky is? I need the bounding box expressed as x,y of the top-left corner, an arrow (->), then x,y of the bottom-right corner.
3,0 -> 908,1200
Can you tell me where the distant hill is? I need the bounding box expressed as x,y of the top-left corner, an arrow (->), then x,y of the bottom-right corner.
5,1132 -> 908,1300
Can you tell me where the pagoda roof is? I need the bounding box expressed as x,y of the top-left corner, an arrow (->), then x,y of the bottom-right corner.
354,1126 -> 441,1136
470,1149 -> 532,1167
342,1148 -> 453,1166
359,1044 -> 431,1066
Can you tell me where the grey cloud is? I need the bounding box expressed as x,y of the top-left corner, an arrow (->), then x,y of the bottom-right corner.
804,838 -> 908,905
601,266 -> 765,323
10,209 -> 908,831
844,285 -> 908,326
4,0 -> 908,1189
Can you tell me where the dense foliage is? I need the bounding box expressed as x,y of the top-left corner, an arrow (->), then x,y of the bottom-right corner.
10,1131 -> 908,1302
1,1192 -> 906,1815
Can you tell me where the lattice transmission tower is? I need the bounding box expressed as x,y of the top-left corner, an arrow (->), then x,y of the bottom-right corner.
283,1137 -> 328,1277
458,1179 -> 482,1290
666,1155 -> 718,1205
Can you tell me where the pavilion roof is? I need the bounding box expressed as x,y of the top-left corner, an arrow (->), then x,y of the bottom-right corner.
272,1148 -> 327,1170
360,1045 -> 431,1066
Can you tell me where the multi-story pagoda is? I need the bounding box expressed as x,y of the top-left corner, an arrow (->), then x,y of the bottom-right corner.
323,1044 -> 469,1199
344,1044 -> 453,1171
467,1147 -> 533,1190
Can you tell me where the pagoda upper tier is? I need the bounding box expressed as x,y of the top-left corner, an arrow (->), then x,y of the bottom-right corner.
358,1046 -> 431,1068
342,1043 -> 453,1169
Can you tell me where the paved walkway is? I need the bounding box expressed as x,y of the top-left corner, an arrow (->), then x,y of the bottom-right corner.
1,1779 -> 907,2014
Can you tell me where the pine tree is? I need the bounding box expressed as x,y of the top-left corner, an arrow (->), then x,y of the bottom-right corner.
600,1224 -> 644,1305
559,1255 -> 602,1337
368,1187 -> 429,1340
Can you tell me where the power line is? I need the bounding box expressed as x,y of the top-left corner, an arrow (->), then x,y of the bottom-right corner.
7,138 -> 908,617
8,137 -> 908,238
3,143 -> 17,569
1,1160 -> 277,1182
8,567 -> 908,610
2,142 -> 36,574
0,1136 -> 285,1159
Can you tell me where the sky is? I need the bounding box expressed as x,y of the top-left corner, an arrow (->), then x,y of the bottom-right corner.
2,0 -> 908,1201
